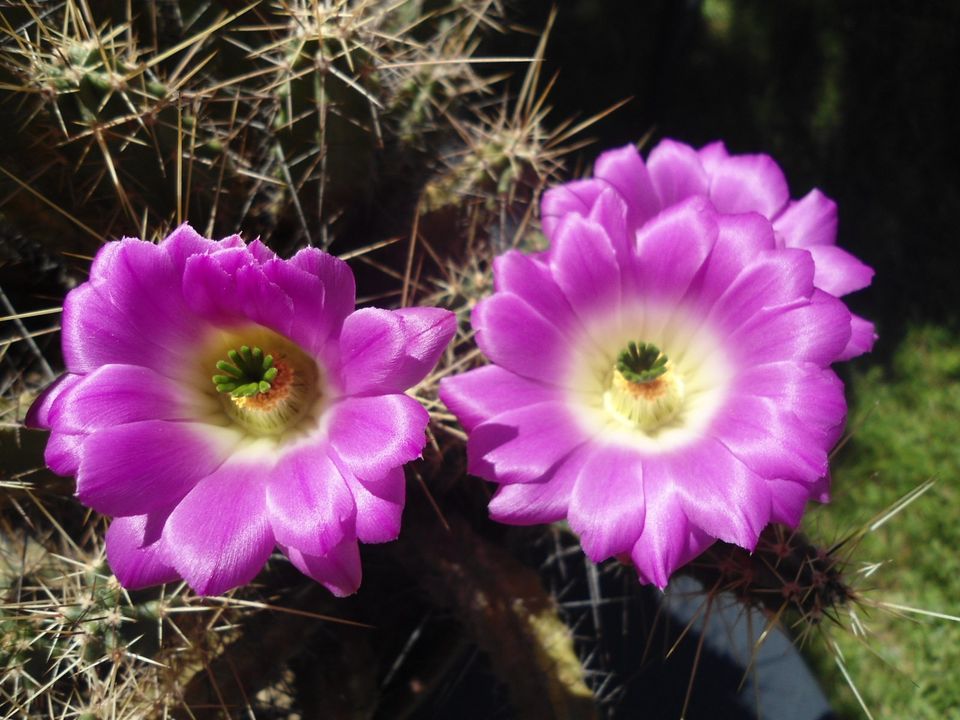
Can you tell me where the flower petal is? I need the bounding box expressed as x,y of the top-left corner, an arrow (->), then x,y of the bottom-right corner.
338,307 -> 455,396
25,373 -> 82,429
76,421 -> 239,516
594,144 -> 662,229
486,444 -> 586,525
772,189 -> 837,248
284,538 -> 362,597
439,366 -> 558,433
493,250 -> 579,335
468,402 -> 591,484
631,197 -> 717,301
105,512 -> 179,590
550,213 -> 622,322
839,314 -> 877,360
262,247 -> 356,357
50,364 -> 209,434
666,439 -> 772,550
44,431 -> 83,476
805,244 -> 875,297
341,465 -> 405,544
541,179 -> 605,239
729,290 -> 852,366
568,444 -> 645,561
703,149 -> 790,217
647,139 -> 709,207
326,394 -> 428,482
266,443 -> 356,557
472,292 -> 573,386
165,461 -> 275,596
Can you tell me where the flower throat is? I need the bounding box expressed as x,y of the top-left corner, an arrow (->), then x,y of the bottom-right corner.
604,341 -> 685,433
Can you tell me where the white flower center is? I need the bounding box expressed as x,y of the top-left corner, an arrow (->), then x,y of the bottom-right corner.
566,302 -> 733,453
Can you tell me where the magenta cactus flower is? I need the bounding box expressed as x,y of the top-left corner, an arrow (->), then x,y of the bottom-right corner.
27,225 -> 455,596
440,190 -> 865,587
541,139 -> 875,359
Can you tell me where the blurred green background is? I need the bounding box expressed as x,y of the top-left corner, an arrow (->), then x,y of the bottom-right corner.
491,0 -> 960,716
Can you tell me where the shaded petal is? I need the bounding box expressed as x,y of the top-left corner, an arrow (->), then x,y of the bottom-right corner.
700,248 -> 815,335
263,247 -> 355,356
77,421 -> 239,516
266,442 -> 356,556
327,395 -> 428,482
487,444 -> 586,524
767,478 -> 818,527
734,362 -> 846,444
338,307 -> 455,396
472,293 -> 572,386
631,197 -> 718,301
805,245 -> 874,297
729,290 -> 852,366
711,395 -> 831,483
704,149 -> 790,218
468,402 -> 591,484
25,373 -> 82,429
285,538 -> 361,597
45,431 -> 83,476
341,465 -> 405,544
62,283 -> 188,376
647,139 -> 709,207
629,479 -> 710,588
651,439 -> 772,550
165,461 -> 274,596
594,144 -> 662,229
493,250 -> 579,335
569,444 -> 645,561
161,224 -> 243,274
838,314 -> 877,360
541,179 -> 605,239
50,364 -> 207,434
105,512 -> 179,589
772,189 -> 837,248
550,213 -> 622,322
439,366 -> 558,433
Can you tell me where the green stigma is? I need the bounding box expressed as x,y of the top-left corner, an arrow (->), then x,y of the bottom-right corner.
212,345 -> 279,397
616,341 -> 668,385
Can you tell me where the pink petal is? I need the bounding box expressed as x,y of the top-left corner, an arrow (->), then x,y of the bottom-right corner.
838,313 -> 877,360
540,179 -> 605,240
550,213 -> 622,323
568,444 -> 645,561
338,307 -> 455,396
629,480 -> 710,588
44,431 -> 83,476
487,444 -> 586,524
472,292 -> 572,386
705,150 -> 790,218
468,402 -> 591,484
105,512 -> 179,589
631,197 -> 718,301
729,290 -> 852,366
284,538 -> 361,597
593,144 -> 662,230
266,443 -> 356,556
710,394 -> 831,483
767,478 -> 818,527
772,189 -> 837,248
262,247 -> 356,357
493,250 -> 579,335
439,366 -> 558,433
651,438 -> 772,550
161,224 -> 243,274
805,245 -> 875,297
341,465 -> 405,544
646,139 -> 709,207
25,373 -> 82,429
326,395 -> 428,482
49,364 -> 203,434
165,461 -> 275,596
76,421 -> 239,516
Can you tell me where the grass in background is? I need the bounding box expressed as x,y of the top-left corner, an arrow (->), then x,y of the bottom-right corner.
805,324 -> 960,719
